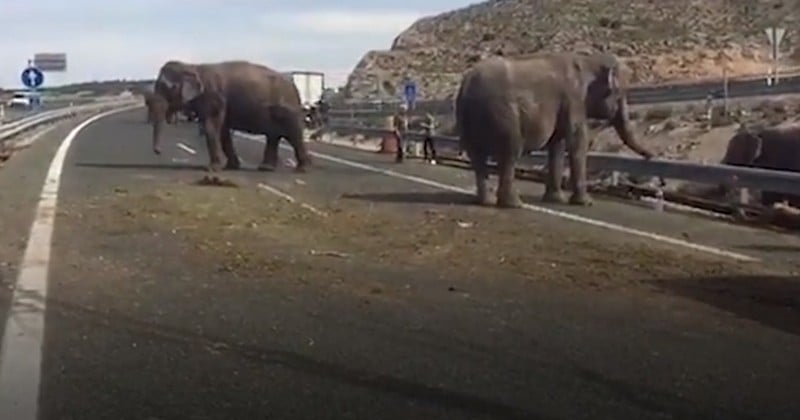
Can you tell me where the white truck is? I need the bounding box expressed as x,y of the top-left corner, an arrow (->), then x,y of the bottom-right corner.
285,71 -> 325,108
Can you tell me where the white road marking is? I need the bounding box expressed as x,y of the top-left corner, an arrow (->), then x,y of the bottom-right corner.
176,142 -> 197,155
256,182 -> 328,217
0,106 -> 138,420
235,133 -> 758,262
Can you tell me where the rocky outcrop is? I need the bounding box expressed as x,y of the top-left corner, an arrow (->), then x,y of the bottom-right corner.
345,0 -> 800,101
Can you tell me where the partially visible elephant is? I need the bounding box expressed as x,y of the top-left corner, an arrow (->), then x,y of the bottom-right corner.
143,91 -> 177,124
151,60 -> 310,172
721,124 -> 800,206
455,52 -> 654,208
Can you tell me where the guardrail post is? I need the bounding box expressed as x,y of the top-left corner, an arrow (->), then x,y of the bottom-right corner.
653,189 -> 664,212
738,187 -> 750,205
610,171 -> 619,186
0,105 -> 4,124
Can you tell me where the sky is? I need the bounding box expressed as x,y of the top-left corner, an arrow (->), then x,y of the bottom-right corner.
0,0 -> 471,89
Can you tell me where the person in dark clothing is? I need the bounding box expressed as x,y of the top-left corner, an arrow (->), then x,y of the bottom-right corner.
421,112 -> 438,164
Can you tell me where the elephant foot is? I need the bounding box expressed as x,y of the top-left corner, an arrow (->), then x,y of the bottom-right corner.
224,159 -> 241,170
472,194 -> 494,207
258,163 -> 276,172
294,164 -> 308,173
569,192 -> 593,206
496,193 -> 523,209
205,162 -> 224,173
541,190 -> 567,204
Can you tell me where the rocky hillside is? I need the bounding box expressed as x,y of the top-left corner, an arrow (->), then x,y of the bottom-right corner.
344,0 -> 800,101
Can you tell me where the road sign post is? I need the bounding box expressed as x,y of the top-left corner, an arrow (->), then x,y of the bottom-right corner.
765,27 -> 787,86
21,64 -> 45,110
403,80 -> 417,110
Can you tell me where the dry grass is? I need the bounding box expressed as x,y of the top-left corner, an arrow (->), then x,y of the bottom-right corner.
64,180 -> 776,295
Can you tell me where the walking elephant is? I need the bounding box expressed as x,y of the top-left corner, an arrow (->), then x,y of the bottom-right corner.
151,60 -> 310,172
143,90 -> 178,125
720,124 -> 800,207
455,52 -> 654,208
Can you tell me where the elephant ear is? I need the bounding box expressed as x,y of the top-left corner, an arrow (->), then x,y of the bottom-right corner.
742,133 -> 763,163
606,65 -> 618,92
180,71 -> 204,102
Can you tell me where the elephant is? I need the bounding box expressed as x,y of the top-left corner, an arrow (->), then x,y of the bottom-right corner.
143,90 -> 178,125
151,60 -> 310,172
454,52 -> 654,208
720,124 -> 800,207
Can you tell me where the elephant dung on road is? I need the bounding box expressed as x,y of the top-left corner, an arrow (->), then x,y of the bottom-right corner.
720,124 -> 800,207
455,52 -> 654,208
151,60 -> 310,173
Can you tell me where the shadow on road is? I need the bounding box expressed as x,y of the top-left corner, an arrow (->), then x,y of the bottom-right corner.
74,162 -> 207,171
341,191 -> 475,206
736,244 -> 800,253
652,275 -> 800,336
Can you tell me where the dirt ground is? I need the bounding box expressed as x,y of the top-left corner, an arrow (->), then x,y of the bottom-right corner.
64,179 -> 783,299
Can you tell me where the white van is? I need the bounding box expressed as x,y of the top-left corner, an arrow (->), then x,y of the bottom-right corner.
6,92 -> 42,109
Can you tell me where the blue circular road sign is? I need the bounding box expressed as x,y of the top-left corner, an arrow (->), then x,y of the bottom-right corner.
21,66 -> 44,89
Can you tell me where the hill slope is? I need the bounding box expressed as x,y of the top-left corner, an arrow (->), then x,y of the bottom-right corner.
344,0 -> 800,101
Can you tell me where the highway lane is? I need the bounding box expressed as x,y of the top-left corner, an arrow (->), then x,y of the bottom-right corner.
3,108 -> 799,419
228,133 -> 800,271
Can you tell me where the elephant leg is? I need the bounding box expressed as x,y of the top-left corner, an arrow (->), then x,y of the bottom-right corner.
542,135 -> 567,204
465,144 -> 492,206
220,127 -> 241,170
258,134 -> 280,172
496,137 -> 523,209
201,115 -> 226,172
565,121 -> 592,206
285,120 -> 312,173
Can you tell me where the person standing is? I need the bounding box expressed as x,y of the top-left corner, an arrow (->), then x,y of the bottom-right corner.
392,104 -> 409,163
421,112 -> 438,164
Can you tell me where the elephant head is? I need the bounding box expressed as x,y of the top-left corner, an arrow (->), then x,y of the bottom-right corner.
581,54 -> 654,159
150,61 -> 206,154
721,129 -> 763,166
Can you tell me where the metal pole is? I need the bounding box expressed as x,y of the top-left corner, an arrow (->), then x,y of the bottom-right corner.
773,27 -> 780,85
723,66 -> 729,114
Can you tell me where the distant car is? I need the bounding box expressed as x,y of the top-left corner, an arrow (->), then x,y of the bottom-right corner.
6,92 -> 42,109
7,93 -> 32,108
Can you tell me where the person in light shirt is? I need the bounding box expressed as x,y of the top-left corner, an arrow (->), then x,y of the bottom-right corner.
392,104 -> 409,163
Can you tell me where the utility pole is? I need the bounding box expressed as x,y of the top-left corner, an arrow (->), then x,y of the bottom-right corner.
765,26 -> 787,85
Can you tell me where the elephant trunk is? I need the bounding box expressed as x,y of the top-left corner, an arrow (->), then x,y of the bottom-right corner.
612,97 -> 654,159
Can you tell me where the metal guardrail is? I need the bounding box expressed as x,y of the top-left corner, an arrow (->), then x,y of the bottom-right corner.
326,124 -> 800,198
0,99 -> 140,143
331,73 -> 800,117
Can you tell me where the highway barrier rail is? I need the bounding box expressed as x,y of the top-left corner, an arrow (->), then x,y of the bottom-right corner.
0,98 -> 140,144
324,123 -> 800,201
330,72 -> 800,117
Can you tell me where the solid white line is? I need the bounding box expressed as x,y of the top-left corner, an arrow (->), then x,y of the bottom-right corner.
0,106 -> 137,420
176,142 -> 197,155
235,133 -> 758,262
256,182 -> 328,217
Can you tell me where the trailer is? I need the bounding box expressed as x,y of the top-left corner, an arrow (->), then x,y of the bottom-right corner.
284,71 -> 325,107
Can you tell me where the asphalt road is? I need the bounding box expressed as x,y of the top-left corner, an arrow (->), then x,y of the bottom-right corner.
0,108 -> 799,420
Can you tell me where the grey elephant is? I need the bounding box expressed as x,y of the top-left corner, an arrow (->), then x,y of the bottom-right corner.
455,52 -> 654,208
152,60 -> 310,172
720,124 -> 800,206
143,90 -> 178,125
